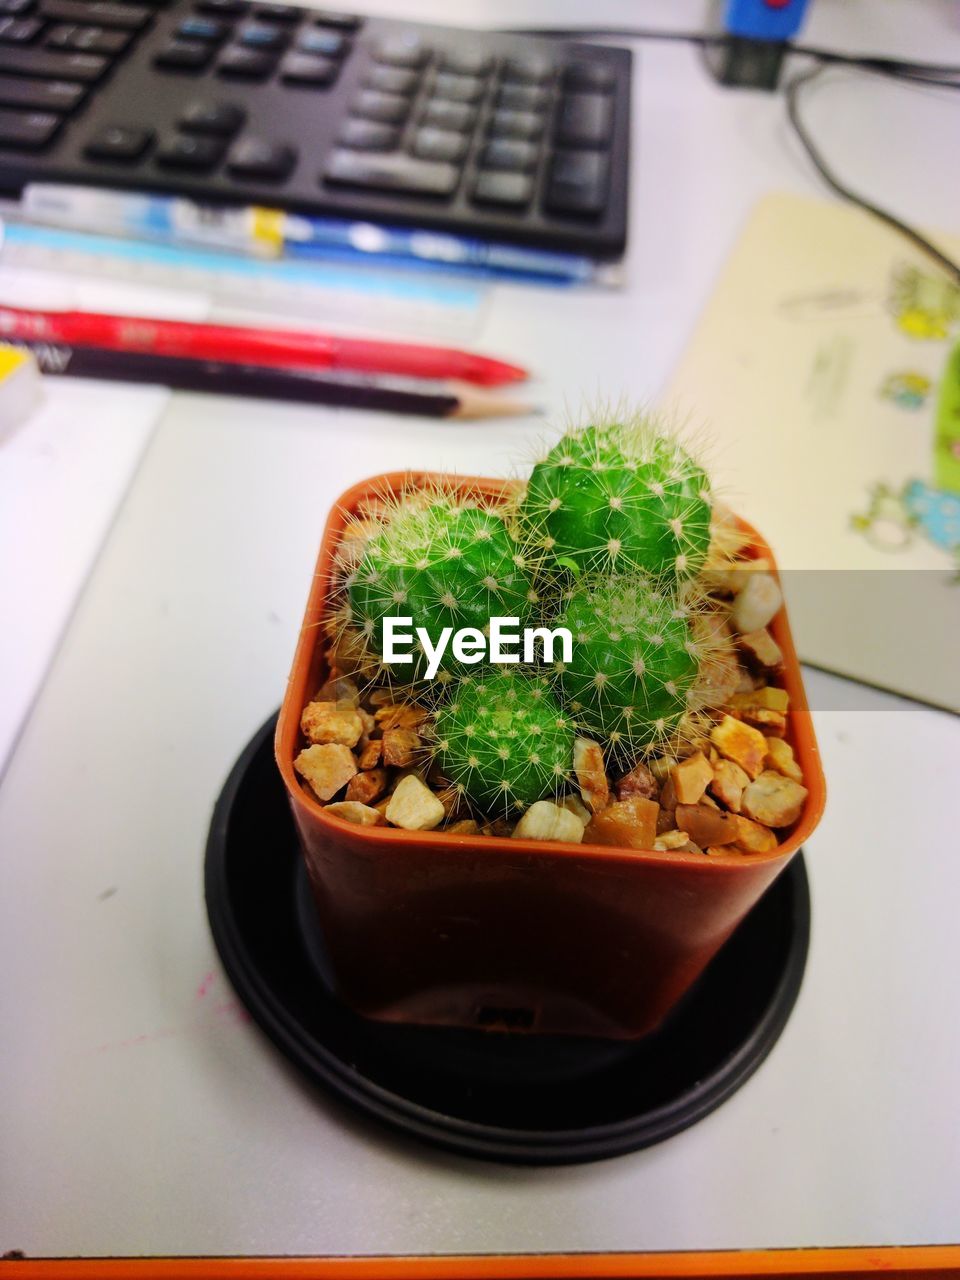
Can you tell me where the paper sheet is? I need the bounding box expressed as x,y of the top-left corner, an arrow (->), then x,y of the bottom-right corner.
662,192 -> 960,711
0,377 -> 168,775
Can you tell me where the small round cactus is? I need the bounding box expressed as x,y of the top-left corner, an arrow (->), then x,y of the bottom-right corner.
555,575 -> 719,756
345,494 -> 536,686
518,417 -> 712,581
433,670 -> 574,815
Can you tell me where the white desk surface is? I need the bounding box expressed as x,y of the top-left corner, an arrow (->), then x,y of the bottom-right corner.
3,0 -> 960,1260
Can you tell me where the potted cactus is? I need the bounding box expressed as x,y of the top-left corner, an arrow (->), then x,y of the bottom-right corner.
275,415 -> 825,1040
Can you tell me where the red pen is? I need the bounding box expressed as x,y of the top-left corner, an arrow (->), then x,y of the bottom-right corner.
0,304 -> 527,387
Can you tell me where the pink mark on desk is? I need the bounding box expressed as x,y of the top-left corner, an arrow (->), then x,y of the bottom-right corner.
196,970 -> 216,999
214,998 -> 252,1025
90,969 -> 250,1053
95,1026 -> 178,1053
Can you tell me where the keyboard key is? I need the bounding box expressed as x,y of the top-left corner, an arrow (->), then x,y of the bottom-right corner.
236,20 -> 285,47
472,169 -> 532,207
196,0 -> 247,13
37,0 -> 150,28
373,33 -> 427,67
226,135 -> 295,179
179,98 -> 244,133
420,98 -> 472,132
296,28 -> 345,57
0,0 -> 34,13
487,109 -> 541,141
45,23 -> 131,52
411,125 -> 465,163
431,71 -> 482,103
501,55 -> 552,85
253,3 -> 298,19
480,138 -> 537,171
351,88 -> 406,124
554,91 -> 612,147
156,130 -> 224,168
176,15 -> 227,39
438,47 -> 490,76
0,16 -> 41,40
84,121 -> 151,159
279,50 -> 336,85
544,148 -> 608,215
325,148 -> 458,197
496,82 -> 547,112
312,9 -> 361,29
0,71 -> 85,107
0,105 -> 58,145
216,43 -> 273,75
563,60 -> 615,92
0,45 -> 107,78
363,61 -> 415,94
338,116 -> 396,150
154,38 -> 211,68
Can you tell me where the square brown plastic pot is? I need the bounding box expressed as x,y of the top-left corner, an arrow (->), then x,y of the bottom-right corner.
276,472 -> 826,1041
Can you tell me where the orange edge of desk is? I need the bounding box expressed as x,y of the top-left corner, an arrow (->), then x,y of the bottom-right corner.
6,1248 -> 960,1278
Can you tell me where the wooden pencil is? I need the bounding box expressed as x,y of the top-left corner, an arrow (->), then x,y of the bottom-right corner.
10,341 -> 538,420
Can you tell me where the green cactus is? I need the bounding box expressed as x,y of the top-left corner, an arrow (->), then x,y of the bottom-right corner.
433,670 -> 574,814
518,417 -> 712,582
554,575 -> 717,756
345,494 -> 537,687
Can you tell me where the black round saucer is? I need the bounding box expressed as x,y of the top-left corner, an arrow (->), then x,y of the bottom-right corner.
205,713 -> 810,1166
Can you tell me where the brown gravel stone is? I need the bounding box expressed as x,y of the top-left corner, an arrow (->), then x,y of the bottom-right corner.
573,737 -> 610,814
294,743 -> 357,802
345,767 -> 389,806
616,760 -> 659,802
585,796 -> 659,850
710,715 -> 767,779
300,700 -> 364,748
382,727 -> 421,767
675,802 -> 739,847
323,801 -> 384,826
741,771 -> 808,827
671,752 -> 714,805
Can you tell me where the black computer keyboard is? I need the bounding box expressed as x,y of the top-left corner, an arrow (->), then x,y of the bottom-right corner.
0,3 -> 632,258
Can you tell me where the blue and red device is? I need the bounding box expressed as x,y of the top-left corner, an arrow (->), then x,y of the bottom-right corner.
708,0 -> 812,88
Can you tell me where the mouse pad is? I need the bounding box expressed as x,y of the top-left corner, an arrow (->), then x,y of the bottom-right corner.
663,191 -> 960,713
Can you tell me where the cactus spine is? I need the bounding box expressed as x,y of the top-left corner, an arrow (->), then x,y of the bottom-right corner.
433,670 -> 574,814
345,494 -> 537,687
518,417 -> 712,582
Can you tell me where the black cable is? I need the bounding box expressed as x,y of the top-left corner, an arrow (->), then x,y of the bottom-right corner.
502,26 -> 723,46
788,42 -> 960,77
785,65 -> 960,285
501,24 -> 960,283
503,25 -> 960,78
863,68 -> 960,89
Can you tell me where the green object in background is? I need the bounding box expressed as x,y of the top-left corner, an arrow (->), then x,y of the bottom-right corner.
933,342 -> 960,496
